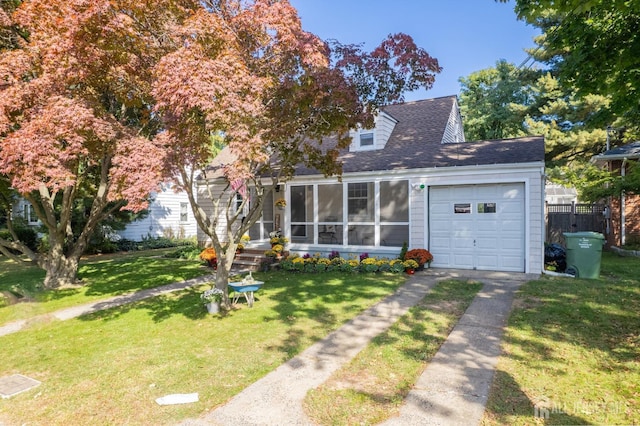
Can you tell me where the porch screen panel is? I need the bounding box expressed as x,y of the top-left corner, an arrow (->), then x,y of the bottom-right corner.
291,225 -> 313,244
291,185 -> 313,242
262,191 -> 274,221
249,188 -> 273,240
318,184 -> 343,221
380,180 -> 409,221
348,225 -> 374,246
380,225 -> 409,247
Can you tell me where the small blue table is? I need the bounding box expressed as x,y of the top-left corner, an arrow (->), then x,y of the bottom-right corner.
228,281 -> 264,307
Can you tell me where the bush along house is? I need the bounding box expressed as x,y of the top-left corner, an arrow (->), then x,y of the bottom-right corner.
197,95 -> 546,274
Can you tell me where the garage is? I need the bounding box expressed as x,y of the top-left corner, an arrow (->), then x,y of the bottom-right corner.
429,183 -> 525,272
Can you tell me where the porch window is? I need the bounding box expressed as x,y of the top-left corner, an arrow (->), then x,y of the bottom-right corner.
283,180 -> 409,247
348,182 -> 374,222
23,203 -> 38,224
180,202 -> 188,222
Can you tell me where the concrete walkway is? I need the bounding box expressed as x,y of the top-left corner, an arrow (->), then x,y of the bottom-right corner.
0,274 -> 215,337
182,269 -> 536,426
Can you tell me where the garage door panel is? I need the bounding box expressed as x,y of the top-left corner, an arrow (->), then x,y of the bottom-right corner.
476,254 -> 498,268
502,238 -> 523,250
429,184 -> 525,272
451,253 -> 474,269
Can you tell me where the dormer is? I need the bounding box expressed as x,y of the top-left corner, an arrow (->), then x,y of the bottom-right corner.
348,111 -> 398,152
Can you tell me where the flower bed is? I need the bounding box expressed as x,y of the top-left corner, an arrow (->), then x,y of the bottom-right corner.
279,252 -> 427,274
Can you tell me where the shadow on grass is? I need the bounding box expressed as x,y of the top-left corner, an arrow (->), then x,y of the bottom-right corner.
259,271 -> 404,357
80,258 -> 207,297
81,286 -> 213,323
508,275 -> 640,366
76,270 -> 405,361
485,370 -> 590,425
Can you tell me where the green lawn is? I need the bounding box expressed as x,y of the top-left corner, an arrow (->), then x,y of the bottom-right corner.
2,250 -> 638,425
482,251 -> 640,425
0,265 -> 407,425
0,249 -> 211,326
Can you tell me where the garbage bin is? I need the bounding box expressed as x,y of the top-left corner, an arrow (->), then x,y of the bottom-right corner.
563,232 -> 605,279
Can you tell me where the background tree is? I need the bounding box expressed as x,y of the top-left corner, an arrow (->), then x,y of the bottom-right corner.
458,60 -> 533,141
152,1 -> 442,305
503,0 -> 640,125
495,0 -> 639,199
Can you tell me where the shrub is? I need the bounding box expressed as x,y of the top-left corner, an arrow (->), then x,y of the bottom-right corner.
280,258 -> 295,271
377,259 -> 391,272
165,244 -> 201,260
405,249 -> 433,266
313,263 -> 327,272
399,242 -> 408,260
0,225 -> 39,253
116,239 -> 139,252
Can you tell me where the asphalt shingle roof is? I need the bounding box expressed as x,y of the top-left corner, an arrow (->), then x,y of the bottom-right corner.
203,95 -> 545,179
592,141 -> 640,161
298,95 -> 544,175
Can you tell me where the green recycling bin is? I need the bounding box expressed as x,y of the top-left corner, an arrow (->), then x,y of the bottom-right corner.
563,232 -> 605,279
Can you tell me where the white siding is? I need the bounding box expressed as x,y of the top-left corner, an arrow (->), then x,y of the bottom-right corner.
413,165 -> 544,273
118,185 -> 197,241
374,112 -> 398,149
195,181 -> 238,245
441,99 -> 466,144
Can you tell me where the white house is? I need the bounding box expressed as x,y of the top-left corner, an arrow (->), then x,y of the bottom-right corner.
198,96 -> 546,273
117,183 -> 197,241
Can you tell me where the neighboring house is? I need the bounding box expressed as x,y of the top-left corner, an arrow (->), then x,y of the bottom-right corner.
198,95 -> 546,273
591,141 -> 640,247
545,183 -> 578,204
14,198 -> 40,227
117,183 -> 197,241
9,186 -> 197,242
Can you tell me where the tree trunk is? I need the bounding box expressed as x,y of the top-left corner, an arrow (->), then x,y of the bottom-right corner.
40,251 -> 81,289
215,243 -> 238,308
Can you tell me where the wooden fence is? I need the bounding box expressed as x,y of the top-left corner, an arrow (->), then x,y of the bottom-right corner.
546,203 -> 607,244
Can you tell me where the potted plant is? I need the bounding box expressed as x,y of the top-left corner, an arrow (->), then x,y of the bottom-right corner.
201,288 -> 224,314
403,259 -> 419,274
237,234 -> 250,254
275,198 -> 286,209
199,247 -> 217,269
404,249 -> 433,270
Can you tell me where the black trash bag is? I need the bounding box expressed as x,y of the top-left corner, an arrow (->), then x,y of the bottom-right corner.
544,243 -> 566,272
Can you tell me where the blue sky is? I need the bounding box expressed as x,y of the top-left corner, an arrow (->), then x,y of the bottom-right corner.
290,0 -> 540,101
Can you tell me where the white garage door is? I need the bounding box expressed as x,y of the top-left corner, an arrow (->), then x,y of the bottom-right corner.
429,183 -> 525,272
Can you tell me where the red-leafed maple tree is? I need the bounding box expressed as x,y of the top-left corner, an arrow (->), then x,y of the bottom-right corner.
0,0 -> 440,297
151,1 -> 441,305
0,0 -> 173,288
